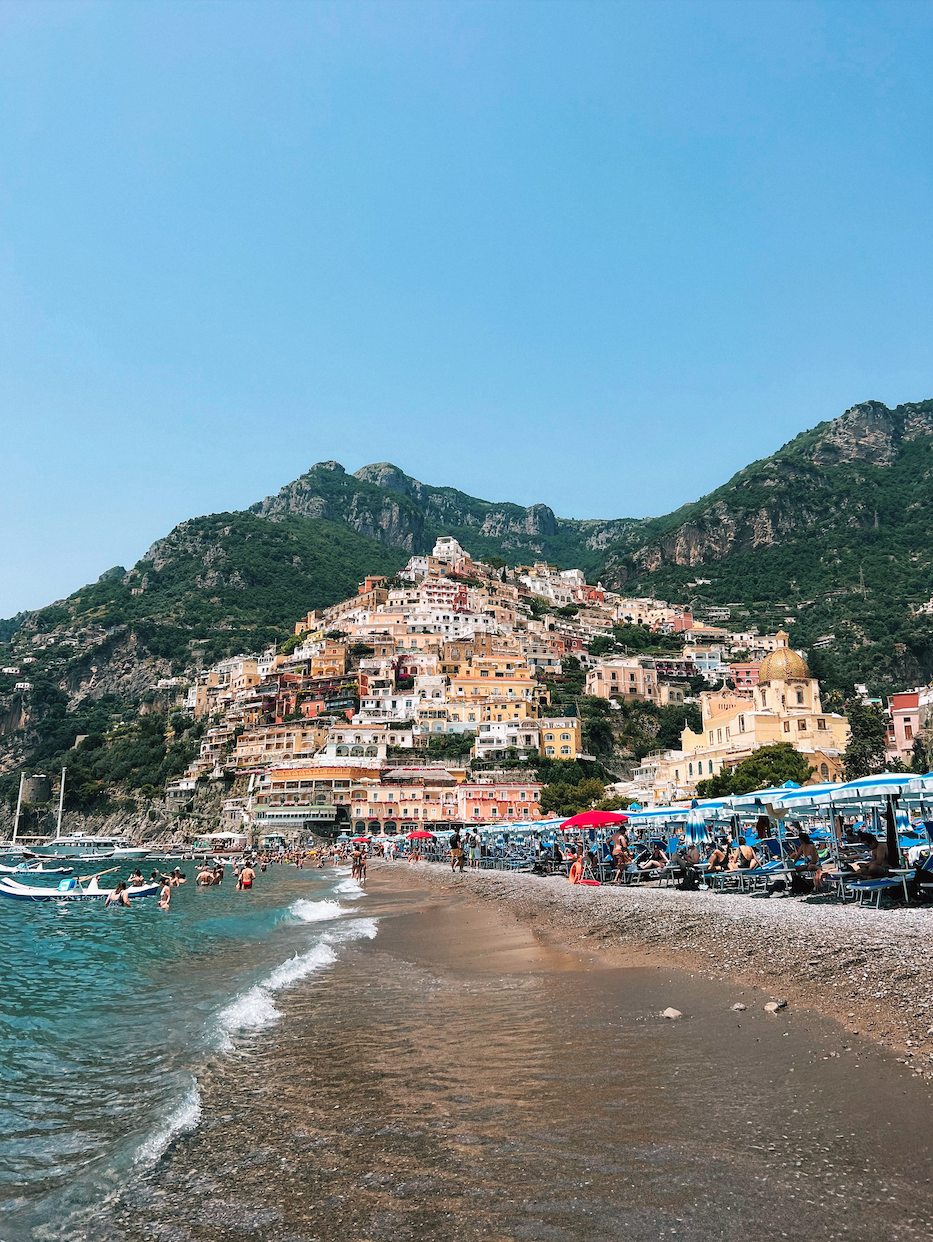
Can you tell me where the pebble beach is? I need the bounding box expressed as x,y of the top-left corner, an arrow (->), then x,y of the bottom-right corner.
400,862 -> 933,1074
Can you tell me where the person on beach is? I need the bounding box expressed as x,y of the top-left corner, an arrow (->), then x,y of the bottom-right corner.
732,838 -> 761,870
158,880 -> 171,909
568,849 -> 584,884
849,833 -> 889,879
674,841 -> 701,890
638,842 -> 668,873
786,830 -> 823,893
357,848 -> 367,885
105,881 -> 131,908
449,830 -> 462,873
611,843 -> 633,884
707,839 -> 730,872
237,863 -> 255,891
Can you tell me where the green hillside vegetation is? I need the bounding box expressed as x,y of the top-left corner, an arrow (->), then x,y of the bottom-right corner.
59,512 -> 405,667
0,677 -> 204,811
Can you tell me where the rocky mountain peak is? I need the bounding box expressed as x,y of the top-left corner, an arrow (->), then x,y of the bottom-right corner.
353,462 -> 417,497
809,400 -> 933,468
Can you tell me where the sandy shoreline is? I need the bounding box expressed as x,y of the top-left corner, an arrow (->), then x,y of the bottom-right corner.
386,860 -> 933,1071
94,862 -> 933,1242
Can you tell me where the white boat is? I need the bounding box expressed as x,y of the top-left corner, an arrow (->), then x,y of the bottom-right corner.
30,834 -> 118,859
0,875 -> 160,902
110,843 -> 152,859
30,834 -> 149,860
0,861 -> 73,875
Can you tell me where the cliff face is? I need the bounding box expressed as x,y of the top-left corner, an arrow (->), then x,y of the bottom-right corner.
250,459 -> 645,570
592,400 -> 933,588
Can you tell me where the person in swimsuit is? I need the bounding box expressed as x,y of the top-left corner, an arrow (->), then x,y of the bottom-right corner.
237,864 -> 255,890
128,869 -> 145,887
105,881 -> 131,908
707,840 -> 730,872
158,881 -> 171,910
849,833 -> 889,879
639,843 -> 668,872
735,838 -> 761,869
568,849 -> 584,884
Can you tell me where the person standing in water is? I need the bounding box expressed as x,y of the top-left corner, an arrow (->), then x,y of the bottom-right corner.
105,881 -> 131,908
158,880 -> 171,910
237,862 -> 256,890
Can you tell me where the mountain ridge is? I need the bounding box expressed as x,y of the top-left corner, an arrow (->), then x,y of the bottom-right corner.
5,397 -> 933,709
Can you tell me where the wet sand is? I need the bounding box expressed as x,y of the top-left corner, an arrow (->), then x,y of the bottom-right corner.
403,862 -> 933,1068
111,867 -> 933,1242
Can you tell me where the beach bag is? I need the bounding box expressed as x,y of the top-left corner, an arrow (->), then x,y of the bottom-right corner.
789,871 -> 814,895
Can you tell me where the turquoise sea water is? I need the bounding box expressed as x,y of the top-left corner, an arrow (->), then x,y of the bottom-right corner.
0,862 -> 374,1241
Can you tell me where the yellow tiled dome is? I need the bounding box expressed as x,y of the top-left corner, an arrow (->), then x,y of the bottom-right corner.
758,631 -> 809,683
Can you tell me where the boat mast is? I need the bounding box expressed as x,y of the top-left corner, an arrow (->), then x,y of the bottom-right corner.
11,773 -> 25,846
56,768 -> 66,840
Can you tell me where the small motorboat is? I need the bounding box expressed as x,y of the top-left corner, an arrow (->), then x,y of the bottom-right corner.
0,872 -> 160,903
0,861 -> 74,876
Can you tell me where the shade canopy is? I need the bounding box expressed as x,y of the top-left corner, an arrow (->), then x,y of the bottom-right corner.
559,810 -> 628,830
405,830 -> 436,840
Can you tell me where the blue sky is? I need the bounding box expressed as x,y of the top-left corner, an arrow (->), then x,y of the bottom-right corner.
1,0 -> 931,615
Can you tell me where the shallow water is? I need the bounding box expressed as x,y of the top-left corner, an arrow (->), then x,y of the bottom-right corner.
5,865 -> 933,1241
0,862 -> 372,1240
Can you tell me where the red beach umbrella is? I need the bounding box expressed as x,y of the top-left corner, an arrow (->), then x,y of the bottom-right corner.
406,829 -> 436,840
559,810 -> 629,831
351,835 -> 370,842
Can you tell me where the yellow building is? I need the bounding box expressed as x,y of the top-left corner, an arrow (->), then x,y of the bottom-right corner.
540,718 -> 582,759
679,632 -> 849,789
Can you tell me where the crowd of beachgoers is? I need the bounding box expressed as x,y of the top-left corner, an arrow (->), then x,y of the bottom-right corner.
353,819 -> 933,909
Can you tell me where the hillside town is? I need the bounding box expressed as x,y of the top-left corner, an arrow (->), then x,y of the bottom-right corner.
99,534 -> 889,842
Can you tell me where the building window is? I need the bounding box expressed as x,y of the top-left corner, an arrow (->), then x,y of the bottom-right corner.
817,718 -> 825,730
820,762 -> 829,779
798,720 -> 806,732
545,746 -> 555,755
905,724 -> 914,740
738,715 -> 745,732
796,690 -> 804,704
783,721 -> 791,733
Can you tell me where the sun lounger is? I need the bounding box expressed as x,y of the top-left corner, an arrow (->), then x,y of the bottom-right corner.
843,874 -> 909,908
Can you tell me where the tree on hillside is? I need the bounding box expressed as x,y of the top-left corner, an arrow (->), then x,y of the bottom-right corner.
655,702 -> 702,751
841,701 -> 888,780
539,777 -> 605,818
695,743 -> 813,798
582,715 -> 615,756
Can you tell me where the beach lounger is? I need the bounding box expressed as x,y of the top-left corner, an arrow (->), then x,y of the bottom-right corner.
843,875 -> 909,908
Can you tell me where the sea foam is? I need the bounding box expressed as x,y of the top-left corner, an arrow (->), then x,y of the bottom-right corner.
214,941 -> 338,1049
290,898 -> 345,923
334,877 -> 365,899
134,1083 -> 202,1165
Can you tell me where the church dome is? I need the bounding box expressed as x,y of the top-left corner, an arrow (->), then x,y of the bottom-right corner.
758,631 -> 809,683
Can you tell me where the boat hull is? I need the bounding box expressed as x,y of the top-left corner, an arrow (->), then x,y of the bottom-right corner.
0,878 -> 160,902
0,863 -> 73,875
